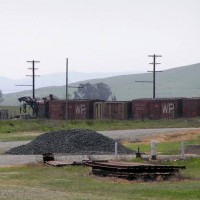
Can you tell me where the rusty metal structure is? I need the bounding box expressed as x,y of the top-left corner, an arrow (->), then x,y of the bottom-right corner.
85,160 -> 185,180
43,153 -> 82,167
182,98 -> 200,118
42,154 -> 185,180
17,96 -> 200,120
94,101 -> 132,120
18,96 -> 40,116
132,98 -> 183,120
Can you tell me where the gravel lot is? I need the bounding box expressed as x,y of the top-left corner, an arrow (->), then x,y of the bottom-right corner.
1,128 -> 200,166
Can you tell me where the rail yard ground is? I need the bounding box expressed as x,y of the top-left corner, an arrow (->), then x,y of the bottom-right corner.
1,119 -> 200,199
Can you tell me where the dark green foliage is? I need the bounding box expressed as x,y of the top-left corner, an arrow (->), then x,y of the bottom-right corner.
74,82 -> 115,100
0,90 -> 4,103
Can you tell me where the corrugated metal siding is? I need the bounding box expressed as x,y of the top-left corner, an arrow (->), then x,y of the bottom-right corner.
37,104 -> 46,117
94,102 -> 104,119
46,98 -> 200,120
149,99 -> 182,119
48,99 -> 102,120
132,98 -> 183,120
132,100 -> 149,119
182,98 -> 200,118
94,102 -> 129,120
68,100 -> 91,120
48,100 -> 65,120
127,101 -> 132,119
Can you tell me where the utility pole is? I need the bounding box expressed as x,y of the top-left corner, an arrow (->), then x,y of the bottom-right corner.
65,58 -> 68,120
26,60 -> 40,99
135,54 -> 162,98
148,54 -> 162,98
16,60 -> 40,100
65,58 -> 84,120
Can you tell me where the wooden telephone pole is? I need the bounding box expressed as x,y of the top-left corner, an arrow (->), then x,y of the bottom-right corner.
65,58 -> 68,120
135,54 -> 162,98
26,60 -> 40,99
16,60 -> 40,100
65,58 -> 84,120
148,54 -> 162,98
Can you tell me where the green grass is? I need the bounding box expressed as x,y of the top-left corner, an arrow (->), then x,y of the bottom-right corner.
0,118 -> 200,133
124,141 -> 185,155
0,159 -> 200,200
0,132 -> 38,141
124,137 -> 200,155
0,117 -> 200,199
165,158 -> 200,179
0,118 -> 200,141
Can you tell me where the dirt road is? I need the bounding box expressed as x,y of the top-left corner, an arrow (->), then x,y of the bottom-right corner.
99,127 -> 200,141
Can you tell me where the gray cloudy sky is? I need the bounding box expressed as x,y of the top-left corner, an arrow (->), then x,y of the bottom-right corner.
0,0 -> 200,79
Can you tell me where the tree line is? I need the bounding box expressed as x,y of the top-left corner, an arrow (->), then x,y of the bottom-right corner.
0,90 -> 3,103
0,82 -> 115,106
74,82 -> 116,101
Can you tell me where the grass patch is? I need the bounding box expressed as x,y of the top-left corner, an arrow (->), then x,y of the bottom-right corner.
0,160 -> 200,200
0,117 -> 200,132
161,157 -> 200,179
123,137 -> 200,155
0,118 -> 200,133
0,132 -> 40,141
0,117 -> 200,141
124,141 -> 183,155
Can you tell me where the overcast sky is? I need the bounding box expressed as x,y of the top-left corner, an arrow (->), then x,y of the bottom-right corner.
0,0 -> 200,79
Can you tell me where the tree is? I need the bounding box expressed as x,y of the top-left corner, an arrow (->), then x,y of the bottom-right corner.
74,82 -> 116,101
0,90 -> 4,103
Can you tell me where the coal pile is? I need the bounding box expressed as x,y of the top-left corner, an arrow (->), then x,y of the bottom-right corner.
5,129 -> 134,155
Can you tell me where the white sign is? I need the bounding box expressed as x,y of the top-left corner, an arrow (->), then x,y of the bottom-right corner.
162,103 -> 174,114
75,104 -> 86,115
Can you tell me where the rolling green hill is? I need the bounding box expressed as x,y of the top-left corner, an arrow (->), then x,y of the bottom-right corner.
1,63 -> 200,106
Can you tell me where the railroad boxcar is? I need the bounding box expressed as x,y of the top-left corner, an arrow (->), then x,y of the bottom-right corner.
68,99 -> 96,120
132,99 -> 149,119
94,101 -> 131,120
148,98 -> 183,119
36,100 -> 48,118
182,98 -> 200,118
132,98 -> 183,120
48,100 -> 65,120
48,99 -> 102,120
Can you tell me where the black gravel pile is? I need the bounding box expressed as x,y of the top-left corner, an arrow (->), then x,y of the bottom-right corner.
5,129 -> 135,155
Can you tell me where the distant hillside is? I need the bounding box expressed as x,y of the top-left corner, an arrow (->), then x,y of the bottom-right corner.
1,63 -> 200,106
0,71 -> 128,94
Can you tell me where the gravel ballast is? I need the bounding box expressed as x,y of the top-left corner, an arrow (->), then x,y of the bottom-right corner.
5,129 -> 134,155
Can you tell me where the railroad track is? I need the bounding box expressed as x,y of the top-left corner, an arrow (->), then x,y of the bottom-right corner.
84,160 -> 185,180
43,154 -> 185,180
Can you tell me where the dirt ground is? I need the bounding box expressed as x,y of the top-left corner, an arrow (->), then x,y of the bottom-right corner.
99,128 -> 200,142
136,129 -> 200,144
